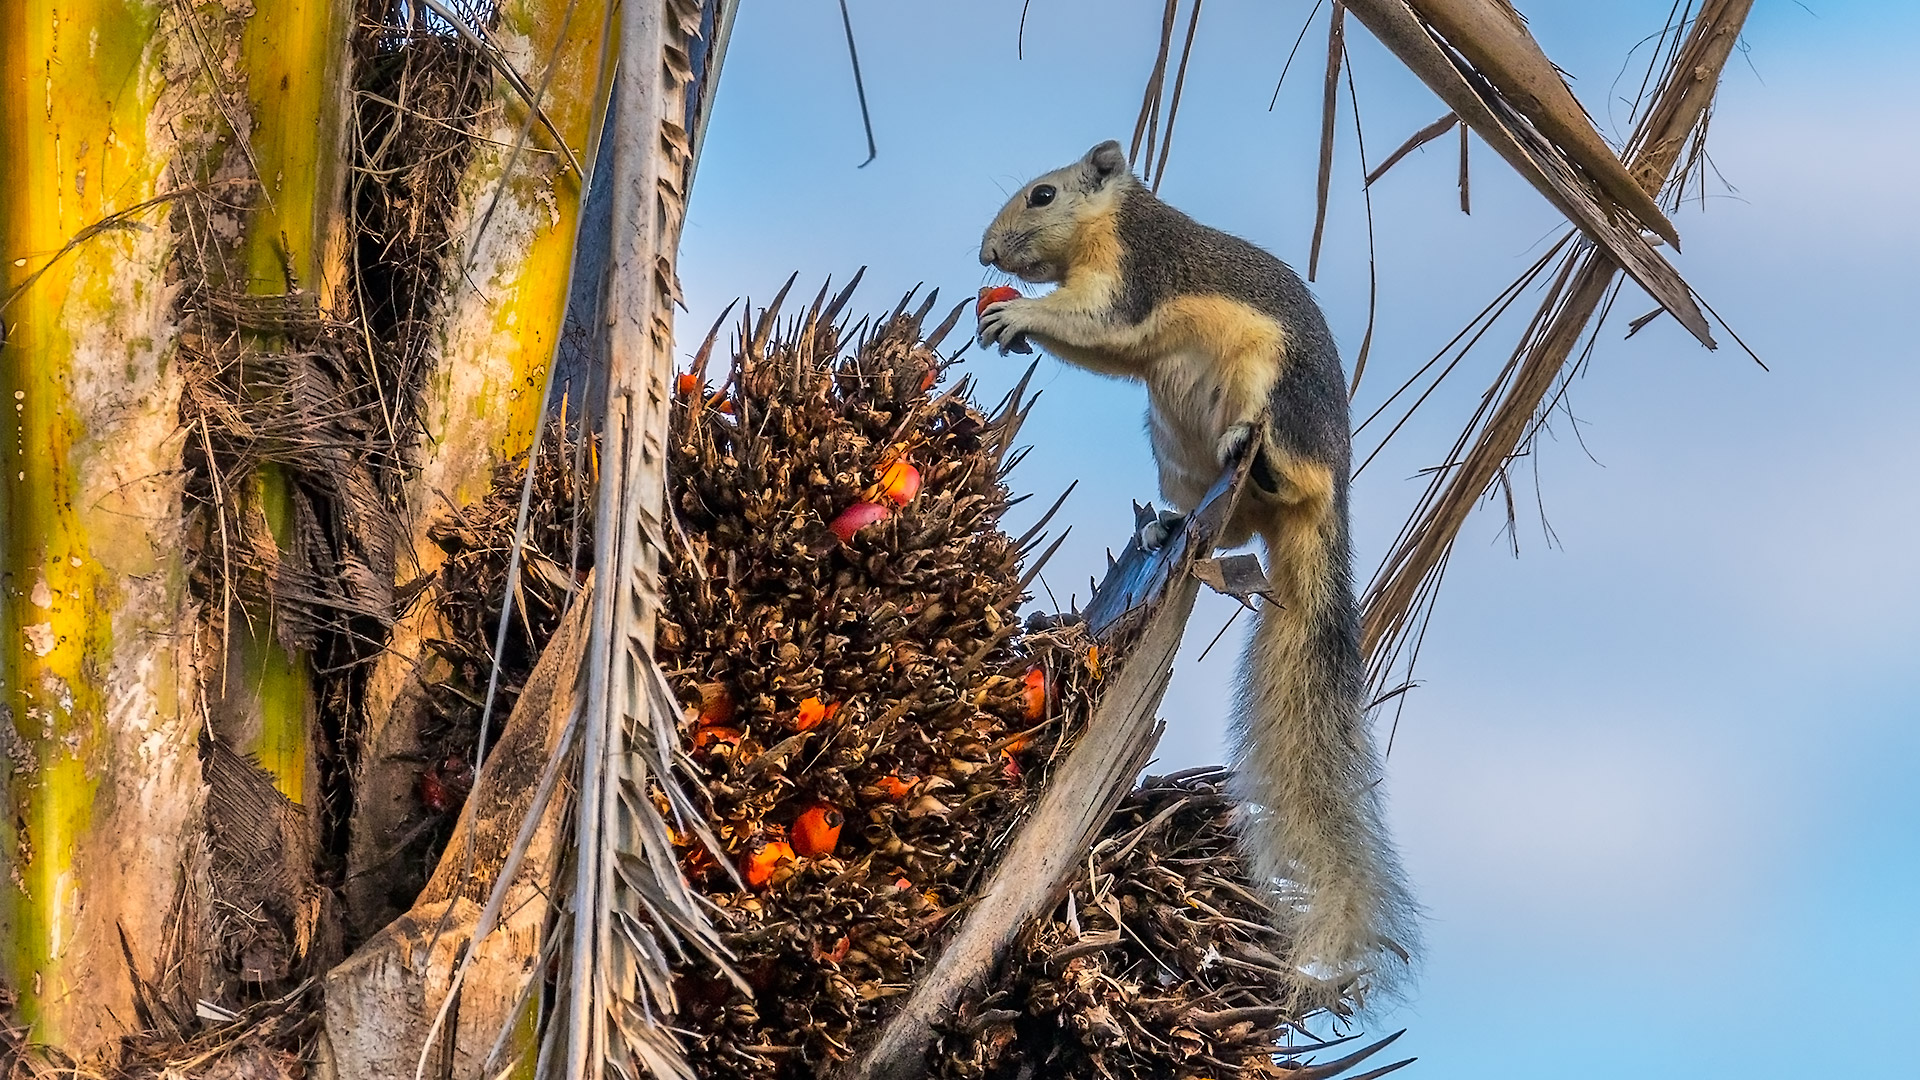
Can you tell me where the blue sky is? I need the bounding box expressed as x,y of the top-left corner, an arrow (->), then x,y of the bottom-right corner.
674,2 -> 1919,1074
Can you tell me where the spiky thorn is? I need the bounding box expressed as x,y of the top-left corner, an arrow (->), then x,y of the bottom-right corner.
987,361 -> 1039,424
1342,1060 -> 1418,1080
1279,1030 -> 1410,1080
1013,481 -> 1078,554
684,299 -> 738,434
749,271 -> 800,359
923,299 -> 972,351
841,315 -> 873,352
995,395 -> 1041,470
805,275 -> 834,319
1015,529 -> 1071,595
888,284 -> 923,324
821,266 -> 867,325
986,361 -> 1042,463
907,288 -> 941,334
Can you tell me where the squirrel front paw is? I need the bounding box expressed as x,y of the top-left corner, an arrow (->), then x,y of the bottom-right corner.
977,299 -> 1036,355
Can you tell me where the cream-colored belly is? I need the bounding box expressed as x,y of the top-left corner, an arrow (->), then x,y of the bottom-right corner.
1145,347 -> 1277,511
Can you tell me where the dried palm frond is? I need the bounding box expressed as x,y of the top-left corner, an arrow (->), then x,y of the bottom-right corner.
546,2 -> 734,1079
1342,0 -> 1712,344
1360,0 -> 1758,694
1132,1 -> 1710,340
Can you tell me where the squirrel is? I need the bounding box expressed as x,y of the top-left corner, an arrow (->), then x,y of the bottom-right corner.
976,140 -> 1418,1006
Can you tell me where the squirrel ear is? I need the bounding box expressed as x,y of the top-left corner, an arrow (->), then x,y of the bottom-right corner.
1083,140 -> 1129,186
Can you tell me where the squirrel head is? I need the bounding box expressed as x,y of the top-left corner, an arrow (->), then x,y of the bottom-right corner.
979,140 -> 1135,284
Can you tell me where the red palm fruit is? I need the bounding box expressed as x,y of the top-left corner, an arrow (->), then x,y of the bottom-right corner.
1022,666 -> 1048,720
976,285 -> 1021,316
417,768 -> 449,812
829,500 -> 891,543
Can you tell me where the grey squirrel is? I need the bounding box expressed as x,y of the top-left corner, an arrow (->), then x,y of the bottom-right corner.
976,140 -> 1418,1007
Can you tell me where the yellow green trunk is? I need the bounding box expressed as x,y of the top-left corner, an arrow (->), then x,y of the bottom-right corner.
1,0 -> 183,1049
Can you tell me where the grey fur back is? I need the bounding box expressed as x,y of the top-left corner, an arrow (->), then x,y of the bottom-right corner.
1113,190 -> 1351,479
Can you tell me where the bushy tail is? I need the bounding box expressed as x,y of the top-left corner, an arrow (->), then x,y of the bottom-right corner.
1232,523 -> 1419,1009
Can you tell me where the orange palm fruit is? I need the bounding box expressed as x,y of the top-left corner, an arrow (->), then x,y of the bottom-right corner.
870,774 -> 913,802
793,696 -> 841,731
690,725 -> 742,757
741,838 -> 795,889
791,803 -> 845,857
675,372 -> 700,396
877,460 -> 922,506
1021,666 -> 1048,720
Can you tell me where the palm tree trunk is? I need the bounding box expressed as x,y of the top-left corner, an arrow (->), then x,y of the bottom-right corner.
344,0 -> 619,940
0,0 -> 217,1054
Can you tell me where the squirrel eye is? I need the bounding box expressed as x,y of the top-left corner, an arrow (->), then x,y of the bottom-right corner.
1027,184 -> 1057,208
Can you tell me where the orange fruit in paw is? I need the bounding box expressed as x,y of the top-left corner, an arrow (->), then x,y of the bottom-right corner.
977,285 -> 1021,317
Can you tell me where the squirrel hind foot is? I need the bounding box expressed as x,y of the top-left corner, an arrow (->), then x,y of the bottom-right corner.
1135,508 -> 1186,552
1214,422 -> 1283,496
1214,422 -> 1256,466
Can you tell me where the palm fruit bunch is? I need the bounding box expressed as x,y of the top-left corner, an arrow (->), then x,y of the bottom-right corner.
420,282 -> 1380,1080
931,768 -> 1401,1080
657,279 -> 1103,1080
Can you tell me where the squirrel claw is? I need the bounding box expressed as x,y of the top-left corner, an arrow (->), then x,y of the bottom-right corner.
976,299 -> 1036,355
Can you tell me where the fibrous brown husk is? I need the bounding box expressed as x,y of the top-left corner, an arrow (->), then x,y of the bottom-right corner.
931,768 -> 1395,1080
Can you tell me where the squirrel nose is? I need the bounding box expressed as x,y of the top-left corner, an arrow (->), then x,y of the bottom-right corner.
979,242 -> 998,267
